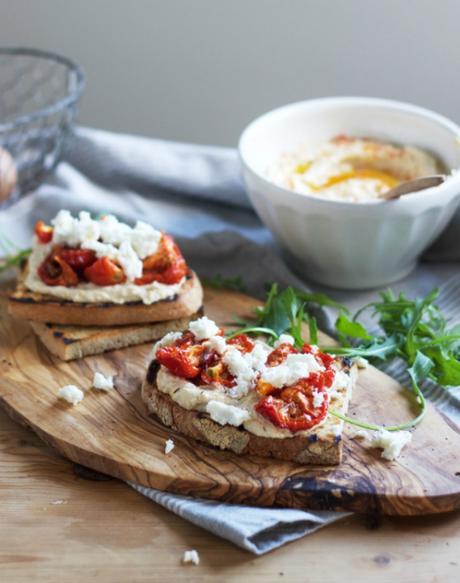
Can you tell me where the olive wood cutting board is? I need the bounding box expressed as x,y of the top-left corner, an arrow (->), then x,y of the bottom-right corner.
0,285 -> 459,516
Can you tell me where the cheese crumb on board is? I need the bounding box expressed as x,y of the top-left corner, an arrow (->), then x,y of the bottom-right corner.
182,549 -> 200,565
189,316 -> 220,340
164,438 -> 175,454
348,426 -> 412,460
354,356 -> 369,369
92,372 -> 114,391
58,385 -> 84,405
371,429 -> 412,461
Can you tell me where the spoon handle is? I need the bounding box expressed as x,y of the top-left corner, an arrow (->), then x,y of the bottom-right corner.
384,174 -> 446,201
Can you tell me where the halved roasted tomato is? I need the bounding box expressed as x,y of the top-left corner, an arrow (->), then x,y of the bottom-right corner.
255,379 -> 328,432
59,248 -> 96,272
38,252 -> 79,287
302,343 -> 334,368
84,257 -> 126,286
227,334 -> 254,353
201,360 -> 235,387
135,234 -> 187,285
34,220 -> 53,244
156,341 -> 205,379
266,343 -> 297,367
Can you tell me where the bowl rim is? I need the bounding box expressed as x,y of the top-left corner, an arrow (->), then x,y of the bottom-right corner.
0,47 -> 86,132
238,96 -> 460,208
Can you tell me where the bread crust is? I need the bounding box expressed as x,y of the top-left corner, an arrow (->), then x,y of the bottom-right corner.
30,314 -> 200,361
141,364 -> 356,465
8,270 -> 203,326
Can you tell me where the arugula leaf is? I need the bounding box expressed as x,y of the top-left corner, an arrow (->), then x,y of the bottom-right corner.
308,316 -> 318,345
407,350 -> 434,389
335,311 -> 372,342
226,326 -> 279,341
322,336 -> 398,361
423,346 -> 460,386
226,280 -> 456,434
0,248 -> 31,273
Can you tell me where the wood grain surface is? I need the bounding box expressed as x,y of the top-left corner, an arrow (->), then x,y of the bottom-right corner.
0,285 -> 460,517
2,408 -> 459,583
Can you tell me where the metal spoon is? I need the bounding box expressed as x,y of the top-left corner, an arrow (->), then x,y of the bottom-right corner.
383,174 -> 446,201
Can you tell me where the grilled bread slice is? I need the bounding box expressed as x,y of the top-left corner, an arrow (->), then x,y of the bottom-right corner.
30,313 -> 202,361
9,270 -> 203,327
142,358 -> 356,465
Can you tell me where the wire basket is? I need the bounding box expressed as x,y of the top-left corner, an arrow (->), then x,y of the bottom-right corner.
0,47 -> 85,202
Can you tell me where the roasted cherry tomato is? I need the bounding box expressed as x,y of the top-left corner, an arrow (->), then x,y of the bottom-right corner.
59,248 -> 96,271
34,220 -> 53,244
142,234 -> 178,271
201,360 -> 235,387
306,370 -> 336,389
38,253 -> 79,287
266,343 -> 297,367
227,334 -> 254,353
135,234 -> 188,285
302,343 -> 335,368
84,256 -> 126,286
136,260 -> 188,286
255,380 -> 328,432
256,378 -> 277,396
156,345 -> 202,379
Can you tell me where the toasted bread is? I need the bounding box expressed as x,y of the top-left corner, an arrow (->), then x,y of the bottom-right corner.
8,270 -> 203,327
141,360 -> 356,465
30,313 -> 201,361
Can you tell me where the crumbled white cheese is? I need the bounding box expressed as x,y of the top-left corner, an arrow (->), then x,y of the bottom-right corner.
164,438 -> 175,454
182,549 -> 200,565
83,239 -> 118,258
248,342 -> 272,372
78,211 -> 101,241
52,210 -> 81,247
203,335 -> 227,355
151,331 -> 183,359
92,372 -> 114,391
130,221 -> 162,259
261,353 -> 323,388
328,369 -> 350,400
223,346 -> 257,397
371,429 -> 412,461
189,316 -> 220,340
312,389 -> 325,408
206,400 -> 251,427
49,211 -> 162,283
95,215 -> 130,247
275,334 -> 295,347
58,385 -> 84,405
116,240 -> 143,280
349,427 -> 412,461
354,356 -> 369,369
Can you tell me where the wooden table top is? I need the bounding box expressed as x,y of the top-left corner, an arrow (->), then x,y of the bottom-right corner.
1,409 -> 459,582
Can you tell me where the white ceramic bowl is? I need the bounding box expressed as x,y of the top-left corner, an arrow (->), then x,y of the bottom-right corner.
239,97 -> 460,289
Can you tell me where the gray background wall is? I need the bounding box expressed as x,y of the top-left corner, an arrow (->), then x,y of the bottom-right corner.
2,0 -> 459,146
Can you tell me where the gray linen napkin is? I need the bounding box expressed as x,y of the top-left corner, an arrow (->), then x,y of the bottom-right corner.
0,126 -> 458,554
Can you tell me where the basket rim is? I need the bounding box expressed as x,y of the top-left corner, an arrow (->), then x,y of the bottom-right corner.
0,46 -> 86,132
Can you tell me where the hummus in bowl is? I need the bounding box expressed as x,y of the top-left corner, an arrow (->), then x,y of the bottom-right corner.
266,135 -> 441,203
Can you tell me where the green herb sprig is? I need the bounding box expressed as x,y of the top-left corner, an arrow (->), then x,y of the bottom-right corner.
227,282 -> 460,433
0,235 -> 31,274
